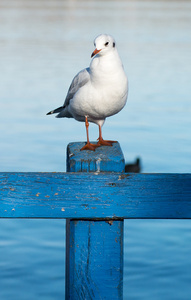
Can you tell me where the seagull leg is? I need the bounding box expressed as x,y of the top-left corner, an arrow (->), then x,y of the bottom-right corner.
80,117 -> 99,151
97,124 -> 117,146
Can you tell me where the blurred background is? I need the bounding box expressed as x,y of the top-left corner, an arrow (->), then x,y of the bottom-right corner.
0,0 -> 191,299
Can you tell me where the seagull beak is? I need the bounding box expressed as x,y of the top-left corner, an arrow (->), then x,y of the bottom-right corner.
91,48 -> 101,58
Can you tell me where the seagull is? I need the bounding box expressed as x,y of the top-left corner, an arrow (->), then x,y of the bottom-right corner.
47,34 -> 128,151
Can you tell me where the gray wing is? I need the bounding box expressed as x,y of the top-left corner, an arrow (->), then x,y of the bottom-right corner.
46,67 -> 90,117
63,67 -> 91,108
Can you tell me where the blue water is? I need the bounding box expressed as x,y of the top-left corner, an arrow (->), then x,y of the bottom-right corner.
0,0 -> 191,299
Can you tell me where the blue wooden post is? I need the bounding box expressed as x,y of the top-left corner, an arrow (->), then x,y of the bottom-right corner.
65,142 -> 125,299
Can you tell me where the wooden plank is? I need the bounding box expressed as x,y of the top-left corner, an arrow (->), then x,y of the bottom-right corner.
66,142 -> 124,299
0,172 -> 191,219
65,220 -> 124,299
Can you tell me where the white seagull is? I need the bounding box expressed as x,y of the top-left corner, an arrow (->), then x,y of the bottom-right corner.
47,34 -> 128,151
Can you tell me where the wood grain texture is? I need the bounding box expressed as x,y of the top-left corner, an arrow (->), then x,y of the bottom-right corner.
66,142 -> 125,172
65,220 -> 124,299
66,142 -> 124,299
0,172 -> 190,219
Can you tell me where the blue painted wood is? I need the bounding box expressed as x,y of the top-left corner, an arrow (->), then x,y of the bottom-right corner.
66,142 -> 124,299
65,220 -> 124,299
67,142 -> 125,172
1,142 -> 190,299
0,173 -> 191,219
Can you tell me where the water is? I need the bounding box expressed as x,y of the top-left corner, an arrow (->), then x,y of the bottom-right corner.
0,0 -> 191,299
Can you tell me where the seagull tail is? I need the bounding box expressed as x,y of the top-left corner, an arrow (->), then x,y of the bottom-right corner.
46,106 -> 63,115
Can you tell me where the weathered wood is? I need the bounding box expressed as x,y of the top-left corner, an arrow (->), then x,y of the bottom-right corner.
0,172 -> 190,219
66,142 -> 125,299
67,142 -> 125,172
65,220 -> 124,299
1,140 -> 191,299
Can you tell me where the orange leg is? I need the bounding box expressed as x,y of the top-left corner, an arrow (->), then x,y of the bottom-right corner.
80,117 -> 100,151
97,124 -> 117,146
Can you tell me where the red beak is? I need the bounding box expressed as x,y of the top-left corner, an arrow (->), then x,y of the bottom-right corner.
91,48 -> 101,58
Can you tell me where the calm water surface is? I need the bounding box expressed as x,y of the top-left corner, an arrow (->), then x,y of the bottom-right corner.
0,0 -> 191,299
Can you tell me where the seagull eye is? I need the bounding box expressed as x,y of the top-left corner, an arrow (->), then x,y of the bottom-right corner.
104,42 -> 109,46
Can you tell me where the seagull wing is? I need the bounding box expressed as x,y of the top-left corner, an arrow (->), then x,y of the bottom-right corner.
46,67 -> 90,116
63,67 -> 91,108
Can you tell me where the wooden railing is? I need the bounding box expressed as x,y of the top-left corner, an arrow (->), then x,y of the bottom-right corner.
0,142 -> 191,299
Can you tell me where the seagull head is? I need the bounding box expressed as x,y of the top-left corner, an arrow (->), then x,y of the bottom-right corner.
91,34 -> 116,58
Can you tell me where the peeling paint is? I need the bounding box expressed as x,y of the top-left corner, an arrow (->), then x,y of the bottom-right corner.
61,208 -> 65,212
106,220 -> 113,226
118,174 -> 130,180
96,158 -> 102,173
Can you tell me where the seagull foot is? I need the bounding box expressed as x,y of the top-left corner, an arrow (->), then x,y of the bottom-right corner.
80,142 -> 100,151
97,138 -> 117,146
